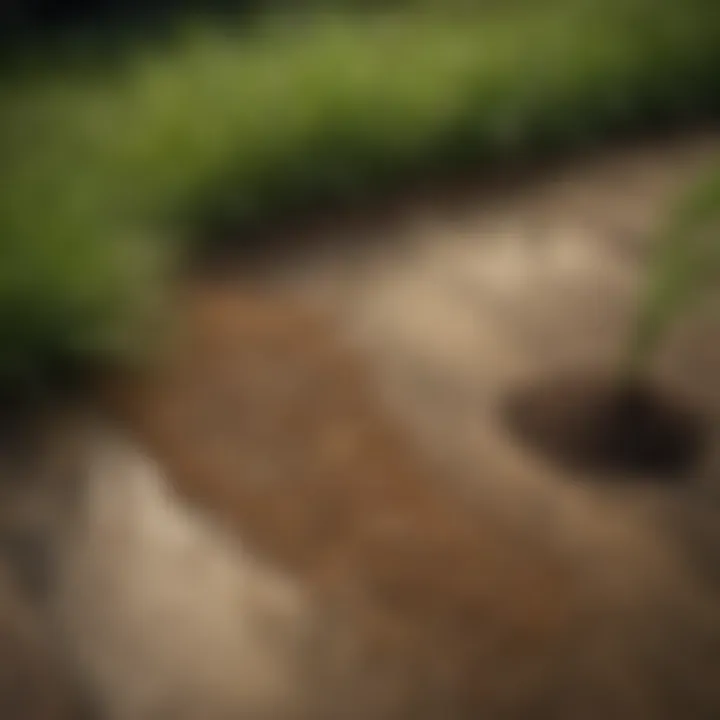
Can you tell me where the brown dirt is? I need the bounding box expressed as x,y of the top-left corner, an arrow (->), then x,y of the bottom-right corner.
101,281 -> 713,719
99,132 -> 720,719
105,282 -> 574,634
103,221 -> 720,720
4,132 -> 720,719
270,132 -> 720,501
0,566 -> 90,720
503,372 -> 710,481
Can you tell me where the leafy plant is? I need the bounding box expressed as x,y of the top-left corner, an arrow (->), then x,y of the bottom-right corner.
1,0 -> 720,391
624,162 -> 720,383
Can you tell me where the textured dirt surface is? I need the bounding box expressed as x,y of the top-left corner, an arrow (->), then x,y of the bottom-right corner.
103,281 -> 719,720
0,567 -> 80,720
186,133 -> 720,576
1,132 -> 719,719
92,133 -> 720,717
267,132 -> 720,565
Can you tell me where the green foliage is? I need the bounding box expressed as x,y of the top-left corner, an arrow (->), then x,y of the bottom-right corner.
1,0 -> 720,391
625,163 -> 720,381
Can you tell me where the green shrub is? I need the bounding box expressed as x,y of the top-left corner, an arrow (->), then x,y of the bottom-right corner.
1,0 -> 719,391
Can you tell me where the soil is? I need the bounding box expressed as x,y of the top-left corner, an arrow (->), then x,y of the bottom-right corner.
0,566 -> 89,720
102,280 -> 720,719
3,131 -> 720,719
107,130 -> 720,585
503,372 -> 710,481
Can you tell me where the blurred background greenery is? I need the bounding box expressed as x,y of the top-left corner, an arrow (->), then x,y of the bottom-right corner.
0,0 -> 718,393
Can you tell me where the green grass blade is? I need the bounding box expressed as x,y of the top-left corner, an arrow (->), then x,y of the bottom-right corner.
624,162 -> 720,380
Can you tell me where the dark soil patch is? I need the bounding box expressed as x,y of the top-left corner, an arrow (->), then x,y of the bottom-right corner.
502,372 -> 710,482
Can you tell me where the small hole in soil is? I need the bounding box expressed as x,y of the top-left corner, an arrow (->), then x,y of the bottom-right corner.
502,372 -> 709,481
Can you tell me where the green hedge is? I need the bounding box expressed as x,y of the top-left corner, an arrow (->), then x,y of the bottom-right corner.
1,0 -> 719,390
